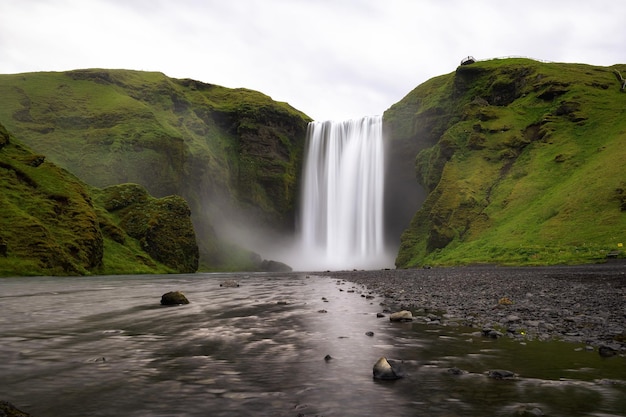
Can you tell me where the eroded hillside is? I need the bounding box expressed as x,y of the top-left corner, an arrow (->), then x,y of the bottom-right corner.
0,123 -> 198,276
0,70 -> 311,269
385,58 -> 626,267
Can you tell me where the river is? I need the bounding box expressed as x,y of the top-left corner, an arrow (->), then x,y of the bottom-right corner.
1,273 -> 624,416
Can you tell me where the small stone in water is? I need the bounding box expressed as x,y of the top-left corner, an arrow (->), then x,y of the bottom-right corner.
487,369 -> 516,380
447,367 -> 465,375
389,310 -> 413,322
365,331 -> 374,337
599,345 -> 618,357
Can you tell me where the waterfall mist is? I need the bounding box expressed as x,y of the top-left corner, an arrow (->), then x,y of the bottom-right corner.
293,116 -> 393,270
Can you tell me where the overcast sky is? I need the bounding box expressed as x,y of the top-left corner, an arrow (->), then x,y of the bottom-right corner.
2,0 -> 624,121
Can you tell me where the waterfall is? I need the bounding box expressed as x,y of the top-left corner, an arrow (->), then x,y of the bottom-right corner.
297,115 -> 390,270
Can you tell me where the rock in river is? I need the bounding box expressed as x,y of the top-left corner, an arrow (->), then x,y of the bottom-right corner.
389,310 -> 413,322
160,291 -> 190,305
373,357 -> 405,380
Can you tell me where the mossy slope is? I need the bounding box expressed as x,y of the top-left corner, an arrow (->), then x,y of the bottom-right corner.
0,69 -> 311,270
0,124 -> 198,276
387,58 -> 626,267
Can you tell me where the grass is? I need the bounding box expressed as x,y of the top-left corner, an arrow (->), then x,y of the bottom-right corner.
0,124 -> 196,276
0,69 -> 311,270
390,58 -> 626,267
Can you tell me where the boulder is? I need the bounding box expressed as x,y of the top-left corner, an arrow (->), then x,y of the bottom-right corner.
220,280 -> 239,288
389,310 -> 413,322
373,357 -> 405,380
160,291 -> 189,305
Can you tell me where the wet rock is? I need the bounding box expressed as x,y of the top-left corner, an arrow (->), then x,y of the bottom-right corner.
389,310 -> 413,322
599,345 -> 618,357
373,357 -> 405,380
482,328 -> 503,339
376,312 -> 386,318
487,369 -> 516,380
0,401 -> 32,417
324,354 -> 333,361
220,280 -> 239,287
365,331 -> 374,337
447,367 -> 466,375
160,291 -> 189,305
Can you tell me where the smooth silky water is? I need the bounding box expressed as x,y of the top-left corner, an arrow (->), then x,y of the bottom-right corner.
1,273 -> 624,417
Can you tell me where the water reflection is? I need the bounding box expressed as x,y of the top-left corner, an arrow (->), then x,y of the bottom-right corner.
0,273 -> 624,417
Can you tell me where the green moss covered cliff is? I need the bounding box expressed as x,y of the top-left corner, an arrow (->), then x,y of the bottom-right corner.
0,124 -> 198,276
0,69 -> 311,270
386,58 -> 626,267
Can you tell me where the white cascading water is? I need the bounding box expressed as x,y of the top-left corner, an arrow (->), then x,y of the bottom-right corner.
297,115 -> 389,270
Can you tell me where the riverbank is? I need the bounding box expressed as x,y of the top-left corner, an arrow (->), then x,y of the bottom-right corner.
326,261 -> 626,351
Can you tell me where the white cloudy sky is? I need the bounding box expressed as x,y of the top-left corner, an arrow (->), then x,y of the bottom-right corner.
1,0 -> 624,121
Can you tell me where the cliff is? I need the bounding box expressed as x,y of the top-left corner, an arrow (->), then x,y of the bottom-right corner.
0,69 -> 311,270
0,123 -> 198,276
386,58 -> 626,267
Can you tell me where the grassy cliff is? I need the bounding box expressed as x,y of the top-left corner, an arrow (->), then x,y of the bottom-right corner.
0,124 -> 198,276
387,58 -> 626,267
0,69 -> 311,270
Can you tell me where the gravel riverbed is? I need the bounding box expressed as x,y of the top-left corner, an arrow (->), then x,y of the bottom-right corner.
326,261 -> 626,352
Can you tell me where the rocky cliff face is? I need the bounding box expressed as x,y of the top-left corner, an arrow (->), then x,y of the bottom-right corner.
0,123 -> 198,276
0,70 -> 311,270
385,58 -> 626,267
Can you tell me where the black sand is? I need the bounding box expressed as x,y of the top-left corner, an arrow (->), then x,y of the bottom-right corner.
326,261 -> 626,351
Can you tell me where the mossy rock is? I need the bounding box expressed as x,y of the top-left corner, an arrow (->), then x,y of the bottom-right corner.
99,184 -> 199,273
160,291 -> 190,305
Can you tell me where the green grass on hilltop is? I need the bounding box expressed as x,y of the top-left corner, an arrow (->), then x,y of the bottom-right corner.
388,58 -> 626,267
0,69 -> 311,271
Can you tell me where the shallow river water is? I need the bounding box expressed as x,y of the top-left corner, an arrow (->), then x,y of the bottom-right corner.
1,273 -> 624,417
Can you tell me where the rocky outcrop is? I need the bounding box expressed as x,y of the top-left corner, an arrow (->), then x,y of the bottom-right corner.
98,184 -> 199,273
